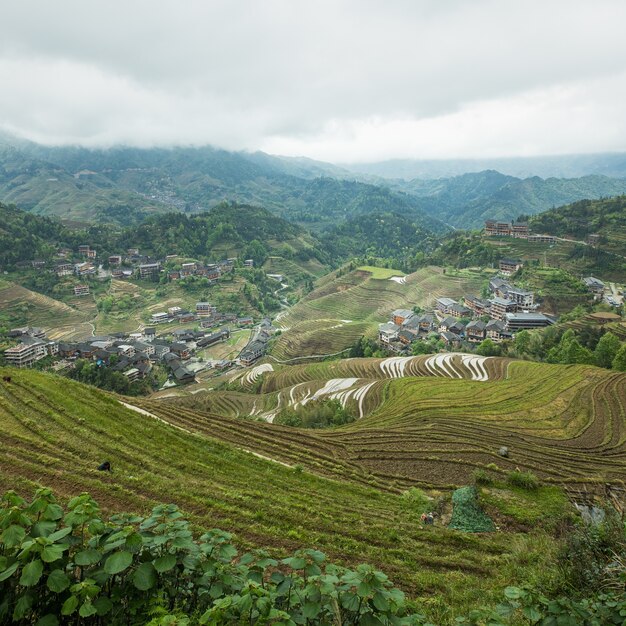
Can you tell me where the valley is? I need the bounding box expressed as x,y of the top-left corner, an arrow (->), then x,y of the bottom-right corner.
1,139 -> 625,625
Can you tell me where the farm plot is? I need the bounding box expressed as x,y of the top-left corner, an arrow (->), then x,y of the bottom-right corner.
151,359 -> 626,492
0,281 -> 93,339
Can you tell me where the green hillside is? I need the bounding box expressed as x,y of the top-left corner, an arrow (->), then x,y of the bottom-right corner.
0,140 -> 447,235
527,195 -> 626,256
397,171 -> 626,229
0,368 -> 574,621
271,266 -> 485,359
430,229 -> 626,283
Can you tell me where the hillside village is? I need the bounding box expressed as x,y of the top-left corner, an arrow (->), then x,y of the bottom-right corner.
2,242 -> 279,387
3,315 -> 276,390
379,249 -> 622,354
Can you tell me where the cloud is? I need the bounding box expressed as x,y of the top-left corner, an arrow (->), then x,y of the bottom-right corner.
1,0 -> 625,161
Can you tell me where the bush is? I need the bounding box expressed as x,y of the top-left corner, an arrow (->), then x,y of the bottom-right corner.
0,488 -> 424,625
506,470 -> 540,490
472,468 -> 493,485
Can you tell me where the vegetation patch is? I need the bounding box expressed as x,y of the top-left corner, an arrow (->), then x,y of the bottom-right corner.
356,265 -> 406,280
448,487 -> 496,533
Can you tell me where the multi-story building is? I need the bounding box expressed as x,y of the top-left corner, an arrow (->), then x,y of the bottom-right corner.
463,295 -> 491,317
489,296 -> 517,321
499,258 -> 523,276
55,262 -> 74,277
4,337 -> 56,368
139,263 -> 161,279
196,302 -> 216,317
391,309 -> 414,326
503,286 -> 534,308
504,312 -> 554,332
465,320 -> 487,343
74,284 -> 90,296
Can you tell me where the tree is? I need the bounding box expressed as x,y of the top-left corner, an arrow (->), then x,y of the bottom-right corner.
594,332 -> 621,369
476,338 -> 500,357
612,344 -> 626,371
514,330 -> 531,355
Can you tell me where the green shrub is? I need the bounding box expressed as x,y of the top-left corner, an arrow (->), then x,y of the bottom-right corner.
472,469 -> 493,485
506,470 -> 540,490
0,488 -> 424,625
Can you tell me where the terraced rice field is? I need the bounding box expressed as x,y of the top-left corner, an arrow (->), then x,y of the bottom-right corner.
0,368 -> 561,619
152,357 -> 626,492
0,280 -> 93,340
272,266 -> 484,359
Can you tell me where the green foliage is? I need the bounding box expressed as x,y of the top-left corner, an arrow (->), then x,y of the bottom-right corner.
529,195 -> 626,256
594,332 -> 622,369
546,329 -> 595,365
472,469 -> 494,486
455,584 -> 626,626
612,344 -> 626,371
558,511 -> 626,592
0,488 -> 424,625
506,471 -> 540,491
448,487 -> 496,533
476,339 -> 501,357
274,398 -> 356,429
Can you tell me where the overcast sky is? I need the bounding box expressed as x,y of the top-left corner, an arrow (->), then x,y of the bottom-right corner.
1,0 -> 626,162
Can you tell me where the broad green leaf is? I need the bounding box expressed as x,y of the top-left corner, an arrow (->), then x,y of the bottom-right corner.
74,549 -> 101,566
282,556 -> 307,570
79,600 -> 98,618
104,550 -> 133,575
19,559 -> 44,587
133,561 -> 157,590
341,592 -> 361,612
47,527 -> 72,542
0,561 -> 19,582
41,544 -> 65,563
504,587 -> 522,600
61,596 -> 78,615
93,596 -> 113,616
1,524 -> 25,548
43,504 -> 64,521
35,614 -> 59,626
153,554 -> 177,572
13,593 -> 34,620
302,601 -> 321,619
357,581 -> 374,598
372,591 -> 390,612
47,569 -> 71,593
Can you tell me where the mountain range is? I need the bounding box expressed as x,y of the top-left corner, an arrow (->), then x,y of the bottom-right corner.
2,134 -> 626,233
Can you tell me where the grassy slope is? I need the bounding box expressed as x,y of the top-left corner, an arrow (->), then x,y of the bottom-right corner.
0,279 -> 94,340
271,266 -> 484,360
0,368 -> 562,621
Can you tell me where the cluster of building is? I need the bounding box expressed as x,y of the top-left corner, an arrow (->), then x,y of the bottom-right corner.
23,245 -> 247,287
583,276 -> 623,307
150,302 -> 253,327
484,220 -> 556,244
3,328 -> 58,368
379,260 -> 555,353
2,323 -> 235,385
238,319 -> 275,366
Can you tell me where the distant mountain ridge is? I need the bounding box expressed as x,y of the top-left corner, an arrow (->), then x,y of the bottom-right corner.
342,152 -> 626,180
0,138 -> 446,236
2,134 -> 626,234
392,170 -> 626,229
